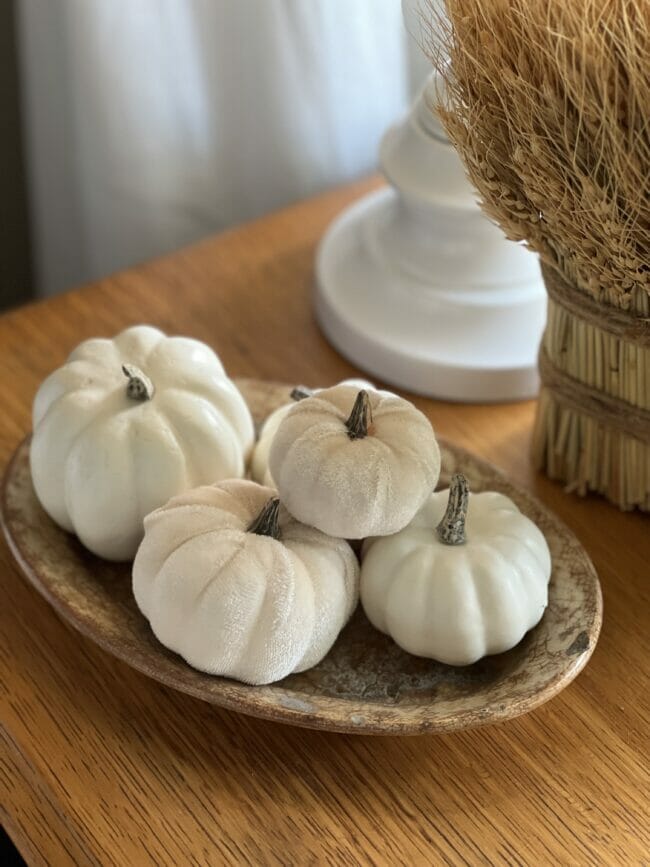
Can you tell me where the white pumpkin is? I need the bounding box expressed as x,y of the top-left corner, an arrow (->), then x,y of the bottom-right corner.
31,325 -> 254,561
251,378 -> 373,487
268,385 -> 441,538
133,479 -> 359,685
360,474 -> 552,666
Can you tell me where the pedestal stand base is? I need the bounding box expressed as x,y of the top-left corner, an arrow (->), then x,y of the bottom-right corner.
316,188 -> 547,402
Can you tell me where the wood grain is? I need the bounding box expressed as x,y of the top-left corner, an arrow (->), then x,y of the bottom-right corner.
1,177 -> 648,864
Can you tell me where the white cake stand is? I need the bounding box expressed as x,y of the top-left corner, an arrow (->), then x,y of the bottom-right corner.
315,75 -> 546,402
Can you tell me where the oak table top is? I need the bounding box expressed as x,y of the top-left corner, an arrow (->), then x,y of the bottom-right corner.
1,179 -> 648,866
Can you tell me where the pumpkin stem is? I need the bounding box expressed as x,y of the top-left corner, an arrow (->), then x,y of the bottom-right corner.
436,474 -> 469,545
290,385 -> 313,401
122,364 -> 154,401
345,390 -> 372,440
247,497 -> 281,540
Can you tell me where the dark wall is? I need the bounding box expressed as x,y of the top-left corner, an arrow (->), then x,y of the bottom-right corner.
0,0 -> 34,311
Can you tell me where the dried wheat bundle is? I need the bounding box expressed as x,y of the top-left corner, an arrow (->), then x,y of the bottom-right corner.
424,0 -> 650,510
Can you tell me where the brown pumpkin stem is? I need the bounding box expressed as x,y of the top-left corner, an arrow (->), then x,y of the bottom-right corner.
122,364 -> 154,401
247,497 -> 281,540
290,385 -> 313,401
436,474 -> 469,545
345,390 -> 372,440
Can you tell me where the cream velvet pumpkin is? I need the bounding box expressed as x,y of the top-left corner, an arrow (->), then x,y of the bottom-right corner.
251,378 -> 373,487
31,325 -> 254,561
361,474 -> 552,666
132,479 -> 359,685
268,385 -> 441,538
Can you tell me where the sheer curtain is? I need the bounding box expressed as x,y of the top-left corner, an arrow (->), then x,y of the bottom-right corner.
18,0 -> 424,297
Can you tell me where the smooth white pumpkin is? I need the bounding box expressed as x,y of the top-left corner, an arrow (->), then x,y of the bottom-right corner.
268,385 -> 440,538
361,474 -> 552,666
251,378 -> 373,487
31,325 -> 254,561
133,479 -> 359,685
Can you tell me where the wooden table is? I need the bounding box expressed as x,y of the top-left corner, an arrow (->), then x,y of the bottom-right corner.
1,179 -> 648,865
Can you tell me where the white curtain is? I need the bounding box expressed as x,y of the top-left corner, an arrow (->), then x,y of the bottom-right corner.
18,0 -> 428,297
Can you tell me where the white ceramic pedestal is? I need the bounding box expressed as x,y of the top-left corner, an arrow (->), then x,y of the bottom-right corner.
315,76 -> 547,402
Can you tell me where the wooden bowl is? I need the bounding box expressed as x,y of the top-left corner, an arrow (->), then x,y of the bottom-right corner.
0,379 -> 602,735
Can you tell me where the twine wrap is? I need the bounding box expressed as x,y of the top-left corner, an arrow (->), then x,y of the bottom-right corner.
538,348 -> 650,445
533,264 -> 650,510
542,266 -> 650,347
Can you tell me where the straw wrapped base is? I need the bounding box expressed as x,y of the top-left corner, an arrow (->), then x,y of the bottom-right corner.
533,388 -> 649,511
533,265 -> 649,512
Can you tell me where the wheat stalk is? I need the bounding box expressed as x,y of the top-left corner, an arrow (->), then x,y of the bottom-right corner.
424,0 -> 649,307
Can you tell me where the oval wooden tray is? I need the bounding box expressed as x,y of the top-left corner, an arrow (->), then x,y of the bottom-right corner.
1,378 -> 602,735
